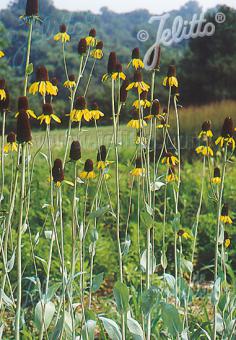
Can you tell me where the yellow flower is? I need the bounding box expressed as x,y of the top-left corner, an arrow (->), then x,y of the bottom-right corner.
195,146 -> 214,157
112,72 -> 126,81
90,41 -> 103,60
4,142 -> 18,153
211,167 -> 221,184
29,65 -> 58,96
80,159 -> 96,179
215,136 -> 235,151
38,103 -> 61,125
216,117 -> 235,150
133,93 -> 151,109
127,119 -> 147,129
163,65 -> 178,87
64,74 -> 76,89
157,119 -> 170,129
85,28 -> 97,47
225,238 -> 231,248
128,48 -> 144,70
126,70 -> 150,94
69,96 -> 92,122
177,229 -> 191,240
220,204 -> 233,224
90,103 -> 104,120
54,24 -> 70,43
166,168 -> 178,183
0,51 -> 5,58
0,79 -> 6,100
15,109 -> 36,119
144,114 -> 154,120
130,157 -> 145,177
162,152 -> 179,166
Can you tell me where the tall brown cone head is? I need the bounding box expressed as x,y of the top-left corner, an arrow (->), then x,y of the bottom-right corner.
18,96 -> 29,111
84,159 -> 94,172
116,62 -> 123,73
167,65 -> 176,77
202,120 -> 211,131
60,24 -> 67,33
0,89 -> 10,112
16,111 -> 32,143
140,91 -> 148,100
0,79 -> 6,89
7,132 -> 16,144
132,48 -> 140,59
36,65 -> 49,82
151,100 -> 160,115
52,159 -> 64,183
214,167 -> 220,178
135,157 -> 142,168
97,145 -> 107,162
69,74 -> 75,82
107,52 -> 117,74
42,103 -> 53,115
96,41 -> 103,50
120,79 -> 129,103
221,204 -> 229,216
131,109 -> 139,120
70,141 -> 81,161
89,28 -> 96,37
221,117 -> 234,137
25,0 -> 39,16
78,38 -> 87,55
74,96 -> 86,110
133,70 -> 142,82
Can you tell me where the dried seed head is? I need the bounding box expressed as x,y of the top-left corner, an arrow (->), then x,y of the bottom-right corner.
221,117 -> 234,137
96,41 -> 103,50
132,48 -> 140,59
133,70 -> 142,82
116,62 -> 123,73
25,0 -> 39,16
60,24 -> 67,33
167,65 -> 176,77
84,159 -> 94,172
151,100 -> 160,115
7,132 -> 16,144
78,38 -> 87,54
97,145 -> 107,162
51,77 -> 58,86
52,159 -> 64,183
70,141 -> 81,161
177,229 -> 185,237
107,52 -> 117,74
147,45 -> 161,70
131,109 -> 140,120
18,96 -> 29,111
0,79 -> 6,89
16,110 -> 32,143
140,91 -> 148,100
69,74 -> 75,82
42,103 -> 53,115
221,204 -> 229,216
202,120 -> 211,131
120,79 -> 129,103
168,167 -> 175,175
0,89 -> 10,112
36,65 -> 49,82
135,157 -> 142,168
89,28 -> 96,37
214,167 -> 220,178
74,96 -> 86,110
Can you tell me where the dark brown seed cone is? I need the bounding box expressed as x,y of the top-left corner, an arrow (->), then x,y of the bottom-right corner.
214,167 -> 220,178
135,157 -> 142,168
68,74 -> 75,82
140,91 -> 148,100
70,141 -> 81,161
84,159 -> 94,172
74,96 -> 86,110
202,120 -> 211,131
147,45 -> 161,69
0,89 -> 10,112
52,159 -> 64,183
25,0 -> 38,16
0,79 -> 6,89
18,96 -> 29,111
221,117 -> 234,137
60,24 -> 67,33
42,103 -> 53,115
163,107 -> 168,114
91,102 -> 99,110
78,38 -> 87,55
50,77 -> 58,86
89,28 -> 96,37
7,132 -> 16,143
168,167 -> 175,175
160,118 -> 167,125
132,48 -> 140,59
97,145 -> 107,162
96,41 -> 103,50
130,108 -> 139,120
133,70 -> 142,82
116,62 -> 123,73
151,100 -> 160,115
36,65 -> 49,82
221,204 -> 229,216
16,110 -> 32,143
177,229 -> 185,237
120,79 -> 129,103
167,65 -> 176,77
107,52 -> 117,74
224,231 -> 229,240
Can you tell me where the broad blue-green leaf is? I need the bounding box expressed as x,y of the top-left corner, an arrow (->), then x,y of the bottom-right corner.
34,300 -> 55,331
127,312 -> 144,340
163,273 -> 175,292
211,277 -> 221,306
99,316 -> 122,340
7,250 -> 15,272
44,282 -> 61,302
113,281 -> 129,313
89,205 -> 110,219
141,286 -> 159,316
140,248 -> 156,274
81,320 -> 96,340
161,303 -> 182,336
92,273 -> 104,293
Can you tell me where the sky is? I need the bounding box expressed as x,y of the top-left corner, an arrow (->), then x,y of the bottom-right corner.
0,0 -> 235,13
